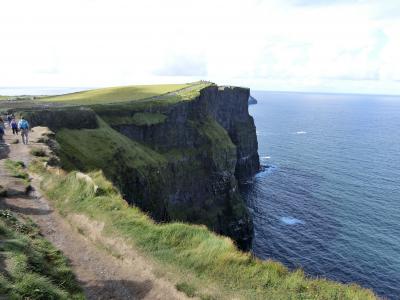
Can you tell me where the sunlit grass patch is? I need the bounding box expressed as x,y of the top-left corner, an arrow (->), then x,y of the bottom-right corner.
40,83 -> 192,105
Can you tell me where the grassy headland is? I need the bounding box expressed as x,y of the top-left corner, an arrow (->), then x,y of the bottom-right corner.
0,209 -> 83,299
40,83 -> 192,105
30,160 -> 377,300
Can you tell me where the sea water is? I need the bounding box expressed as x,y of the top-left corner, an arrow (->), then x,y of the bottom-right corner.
0,87 -> 90,96
245,91 -> 400,299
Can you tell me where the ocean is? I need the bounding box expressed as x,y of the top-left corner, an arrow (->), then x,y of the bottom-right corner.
0,87 -> 90,96
245,91 -> 400,299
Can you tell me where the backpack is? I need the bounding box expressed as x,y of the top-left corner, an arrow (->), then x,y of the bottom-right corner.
19,120 -> 29,130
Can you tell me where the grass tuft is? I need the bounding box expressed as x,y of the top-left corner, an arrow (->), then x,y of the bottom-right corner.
176,282 -> 197,297
4,159 -> 29,181
30,147 -> 47,157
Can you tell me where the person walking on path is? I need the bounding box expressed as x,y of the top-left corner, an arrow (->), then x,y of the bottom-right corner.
10,118 -> 18,135
0,125 -> 4,141
18,116 -> 30,145
0,117 -> 5,130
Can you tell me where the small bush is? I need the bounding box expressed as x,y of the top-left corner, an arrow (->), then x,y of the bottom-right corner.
30,148 -> 47,157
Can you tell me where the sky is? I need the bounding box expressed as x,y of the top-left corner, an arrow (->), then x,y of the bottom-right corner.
1,0 -> 400,94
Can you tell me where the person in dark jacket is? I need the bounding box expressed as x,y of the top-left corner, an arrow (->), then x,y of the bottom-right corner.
10,118 -> 18,135
0,126 -> 4,141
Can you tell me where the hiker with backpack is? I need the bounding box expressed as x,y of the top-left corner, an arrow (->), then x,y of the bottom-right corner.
18,116 -> 30,145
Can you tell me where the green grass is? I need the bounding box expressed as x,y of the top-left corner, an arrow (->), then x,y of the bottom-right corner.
0,209 -> 83,299
55,118 -> 166,172
176,282 -> 197,297
40,83 -> 192,105
103,112 -> 167,126
0,96 -> 10,101
4,159 -> 29,182
30,162 -> 378,300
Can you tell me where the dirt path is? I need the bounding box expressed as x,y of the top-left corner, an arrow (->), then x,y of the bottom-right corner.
0,126 -> 188,300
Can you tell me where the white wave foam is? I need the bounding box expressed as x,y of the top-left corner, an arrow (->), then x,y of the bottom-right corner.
295,131 -> 307,135
260,156 -> 271,160
280,216 -> 305,225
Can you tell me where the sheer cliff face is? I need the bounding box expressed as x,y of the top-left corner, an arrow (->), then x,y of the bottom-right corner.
28,85 -> 260,250
202,86 -> 260,183
106,86 -> 260,249
112,86 -> 259,181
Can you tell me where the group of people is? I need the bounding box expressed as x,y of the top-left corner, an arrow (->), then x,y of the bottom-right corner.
0,114 -> 30,144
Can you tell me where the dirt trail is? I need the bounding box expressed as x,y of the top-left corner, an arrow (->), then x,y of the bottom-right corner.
0,126 -> 188,300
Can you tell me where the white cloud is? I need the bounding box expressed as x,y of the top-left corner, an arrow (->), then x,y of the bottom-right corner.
0,0 -> 399,94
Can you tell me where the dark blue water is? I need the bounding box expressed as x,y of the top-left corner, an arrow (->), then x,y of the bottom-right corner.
245,92 -> 400,300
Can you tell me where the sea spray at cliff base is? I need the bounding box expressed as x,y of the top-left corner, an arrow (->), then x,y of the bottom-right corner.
245,91 -> 400,300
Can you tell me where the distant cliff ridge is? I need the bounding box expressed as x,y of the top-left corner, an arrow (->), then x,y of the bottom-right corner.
24,83 -> 260,249
248,95 -> 258,105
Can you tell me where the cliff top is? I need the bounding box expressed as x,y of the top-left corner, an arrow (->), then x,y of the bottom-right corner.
0,81 -> 215,112
39,81 -> 213,106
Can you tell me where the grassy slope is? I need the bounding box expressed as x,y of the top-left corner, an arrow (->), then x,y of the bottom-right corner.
55,118 -> 166,172
55,118 -> 168,213
40,83 -> 192,105
103,112 -> 168,126
30,161 -> 377,300
0,209 -> 83,299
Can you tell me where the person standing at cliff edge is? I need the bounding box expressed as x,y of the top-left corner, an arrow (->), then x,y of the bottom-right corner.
18,116 -> 30,145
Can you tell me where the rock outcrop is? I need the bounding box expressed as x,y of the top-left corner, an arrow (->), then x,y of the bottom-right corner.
248,95 -> 258,105
25,84 -> 260,250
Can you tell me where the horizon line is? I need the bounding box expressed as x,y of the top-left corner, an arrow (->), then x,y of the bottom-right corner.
1,85 -> 400,98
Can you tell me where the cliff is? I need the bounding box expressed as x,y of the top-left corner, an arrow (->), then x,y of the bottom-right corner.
24,83 -> 260,249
